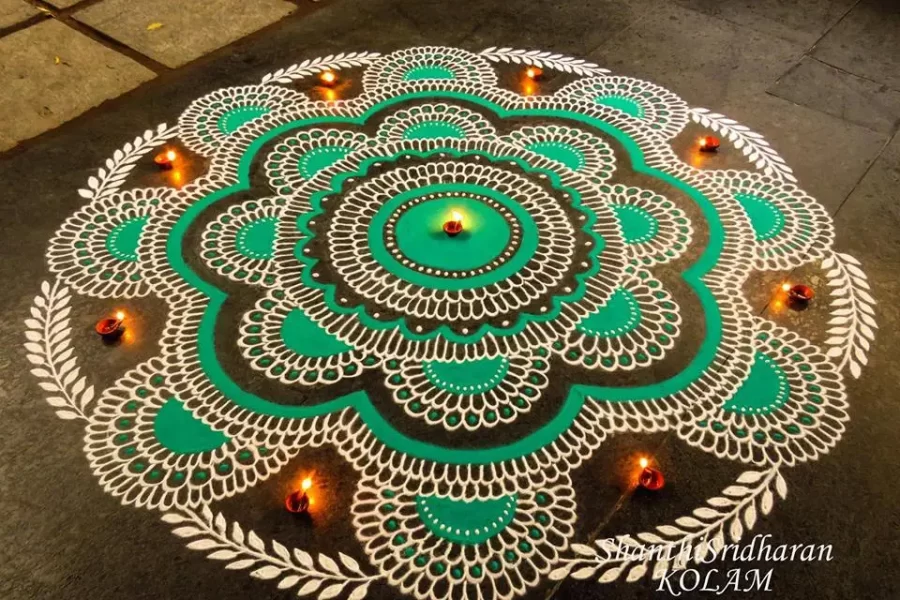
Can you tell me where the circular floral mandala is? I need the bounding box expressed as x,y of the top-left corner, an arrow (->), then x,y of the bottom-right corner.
26,47 -> 876,600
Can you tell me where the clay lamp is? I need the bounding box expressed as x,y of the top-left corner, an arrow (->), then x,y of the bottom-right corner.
95,311 -> 126,341
318,69 -> 338,87
698,135 -> 720,153
154,149 -> 177,170
443,211 -> 464,237
525,66 -> 544,81
285,477 -> 313,514
638,457 -> 665,491
787,283 -> 814,309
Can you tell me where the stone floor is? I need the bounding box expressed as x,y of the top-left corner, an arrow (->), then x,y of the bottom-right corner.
1,1 -> 899,599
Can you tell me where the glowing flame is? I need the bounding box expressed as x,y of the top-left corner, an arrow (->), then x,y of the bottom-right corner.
781,283 -> 791,292
301,477 -> 313,491
451,211 -> 463,223
166,150 -> 177,161
115,311 -> 125,321
319,70 -> 337,85
639,457 -> 649,469
525,66 -> 542,80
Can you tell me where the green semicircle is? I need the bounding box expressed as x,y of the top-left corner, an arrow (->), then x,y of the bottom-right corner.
734,192 -> 786,241
417,494 -> 517,545
154,398 -> 229,454
594,95 -> 645,118
402,120 -> 466,140
235,217 -> 277,259
577,288 -> 641,337
298,145 -> 354,179
282,308 -> 355,357
403,65 -> 456,81
723,351 -> 790,414
525,141 -> 586,171
105,216 -> 148,262
218,106 -> 271,135
612,204 -> 659,244
423,356 -> 510,393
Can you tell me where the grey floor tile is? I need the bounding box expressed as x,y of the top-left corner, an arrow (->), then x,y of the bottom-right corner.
812,0 -> 900,89
586,1 -> 805,109
0,0 -> 39,30
0,19 -> 155,151
459,0 -> 648,58
74,0 -> 296,68
672,0 -> 857,46
770,56 -> 900,134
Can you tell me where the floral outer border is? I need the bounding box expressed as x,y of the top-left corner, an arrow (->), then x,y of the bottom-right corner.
22,46 -> 876,599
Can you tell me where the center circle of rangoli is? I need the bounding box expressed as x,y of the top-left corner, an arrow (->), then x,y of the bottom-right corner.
28,45 -> 873,600
390,194 -> 515,273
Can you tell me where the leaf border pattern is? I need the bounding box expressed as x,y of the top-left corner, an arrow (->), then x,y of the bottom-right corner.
822,252 -> 877,378
260,52 -> 383,85
689,108 -> 796,182
24,280 -> 95,421
479,47 -> 610,77
164,507 -> 382,599
77,123 -> 179,202
549,468 -> 786,584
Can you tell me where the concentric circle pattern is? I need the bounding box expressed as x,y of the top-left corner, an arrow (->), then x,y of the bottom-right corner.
27,46 -> 874,600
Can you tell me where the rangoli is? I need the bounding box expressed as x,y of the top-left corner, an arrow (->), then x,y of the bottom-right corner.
24,46 -> 877,599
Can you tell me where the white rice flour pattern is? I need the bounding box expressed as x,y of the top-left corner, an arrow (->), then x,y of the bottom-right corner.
25,46 -> 875,599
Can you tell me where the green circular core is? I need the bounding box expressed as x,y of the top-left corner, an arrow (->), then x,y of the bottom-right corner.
394,197 -> 511,271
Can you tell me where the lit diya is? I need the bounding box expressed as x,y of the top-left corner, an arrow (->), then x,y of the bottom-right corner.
525,66 -> 544,81
788,283 -> 814,309
285,477 -> 313,513
443,210 -> 464,237
698,135 -> 720,153
95,311 -> 125,341
154,149 -> 177,170
638,457 -> 665,491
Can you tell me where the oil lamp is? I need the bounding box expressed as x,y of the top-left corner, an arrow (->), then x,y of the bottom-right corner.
285,477 -> 313,513
154,149 -> 177,170
95,311 -> 125,341
788,283 -> 814,309
638,457 -> 665,491
318,69 -> 338,87
698,135 -> 720,153
443,211 -> 464,237
525,66 -> 544,80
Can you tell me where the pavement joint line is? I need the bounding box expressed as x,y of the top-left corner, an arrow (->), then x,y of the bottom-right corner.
23,0 -> 170,74
805,0 -> 862,57
0,12 -> 50,39
808,55 -> 900,94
